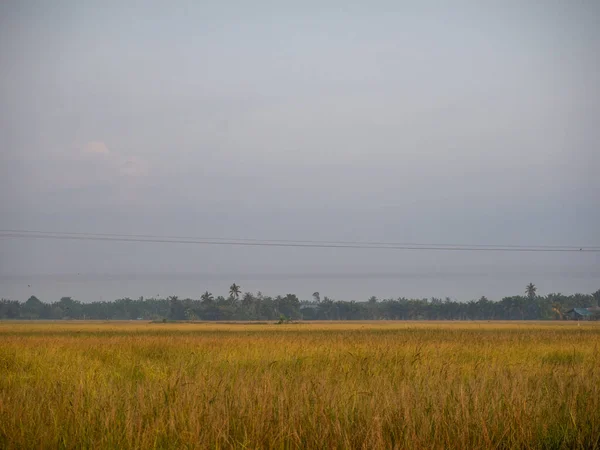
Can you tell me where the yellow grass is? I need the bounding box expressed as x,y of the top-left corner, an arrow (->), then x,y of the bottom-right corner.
1,321 -> 599,449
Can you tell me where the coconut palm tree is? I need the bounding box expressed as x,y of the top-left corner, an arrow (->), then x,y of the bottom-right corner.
525,283 -> 537,300
201,291 -> 214,304
242,292 -> 254,308
229,283 -> 241,300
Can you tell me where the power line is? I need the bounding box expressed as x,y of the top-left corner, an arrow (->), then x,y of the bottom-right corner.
1,231 -> 599,252
1,229 -> 598,250
2,269 -> 597,282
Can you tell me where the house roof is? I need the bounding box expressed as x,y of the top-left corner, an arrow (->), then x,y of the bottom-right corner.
566,308 -> 594,316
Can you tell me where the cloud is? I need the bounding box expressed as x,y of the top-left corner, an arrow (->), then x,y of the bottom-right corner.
81,141 -> 149,178
83,141 -> 111,155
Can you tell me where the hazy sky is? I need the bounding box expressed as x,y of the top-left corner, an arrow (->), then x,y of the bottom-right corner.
1,1 -> 599,302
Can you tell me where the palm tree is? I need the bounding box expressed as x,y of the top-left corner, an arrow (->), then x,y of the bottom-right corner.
229,283 -> 241,300
525,283 -> 537,300
201,291 -> 214,304
242,292 -> 254,308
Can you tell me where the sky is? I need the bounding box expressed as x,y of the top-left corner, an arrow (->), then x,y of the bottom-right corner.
1,1 -> 599,302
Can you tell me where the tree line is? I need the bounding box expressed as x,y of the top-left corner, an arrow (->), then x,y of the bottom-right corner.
1,283 -> 599,321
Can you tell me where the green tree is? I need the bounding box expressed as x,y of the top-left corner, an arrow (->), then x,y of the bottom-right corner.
277,294 -> 301,319
229,283 -> 241,300
23,295 -> 45,319
242,292 -> 255,308
592,289 -> 600,307
525,283 -> 537,300
201,291 -> 214,304
241,292 -> 256,319
0,299 -> 21,319
168,295 -> 186,320
57,297 -> 81,319
551,301 -> 564,320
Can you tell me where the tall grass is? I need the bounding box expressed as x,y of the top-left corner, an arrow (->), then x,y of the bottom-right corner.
1,321 -> 599,449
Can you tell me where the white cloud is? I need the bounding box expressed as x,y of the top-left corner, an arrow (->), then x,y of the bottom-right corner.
83,141 -> 111,155
81,141 -> 150,178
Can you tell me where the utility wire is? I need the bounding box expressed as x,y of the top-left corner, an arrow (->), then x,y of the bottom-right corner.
1,229 -> 598,250
1,231 -> 599,252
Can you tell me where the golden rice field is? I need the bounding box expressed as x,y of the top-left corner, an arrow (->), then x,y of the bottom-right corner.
1,321 -> 599,449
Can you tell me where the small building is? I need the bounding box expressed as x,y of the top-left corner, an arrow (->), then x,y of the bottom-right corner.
565,308 -> 594,320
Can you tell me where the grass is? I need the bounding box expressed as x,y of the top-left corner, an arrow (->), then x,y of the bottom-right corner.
0,321 -> 599,449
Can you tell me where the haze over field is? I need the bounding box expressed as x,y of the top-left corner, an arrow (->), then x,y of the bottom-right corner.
1,2 -> 599,301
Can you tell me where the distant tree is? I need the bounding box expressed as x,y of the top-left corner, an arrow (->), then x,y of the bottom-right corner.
526,283 -> 537,300
201,291 -> 214,304
242,292 -> 256,319
23,296 -> 45,319
500,296 -> 524,320
0,299 -> 21,319
278,294 -> 301,319
593,289 -> 600,307
242,292 -> 255,308
366,296 -> 379,319
312,292 -> 320,303
229,283 -> 241,300
551,302 -> 564,320
184,308 -> 197,320
318,296 -> 336,320
49,305 -> 64,320
475,296 -> 495,320
168,295 -> 186,320
57,297 -> 81,319
4,285 -> 600,322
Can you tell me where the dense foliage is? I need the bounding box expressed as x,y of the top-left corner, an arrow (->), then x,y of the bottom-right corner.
2,285 -> 599,320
